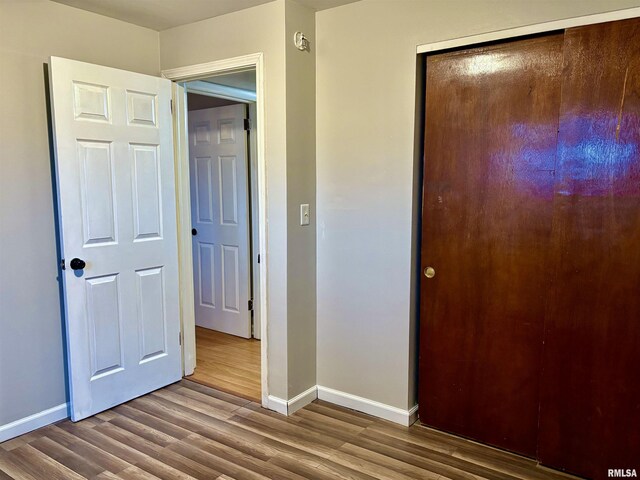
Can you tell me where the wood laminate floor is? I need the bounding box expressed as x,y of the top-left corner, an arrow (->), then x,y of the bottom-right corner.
0,380 -> 580,480
187,327 -> 261,402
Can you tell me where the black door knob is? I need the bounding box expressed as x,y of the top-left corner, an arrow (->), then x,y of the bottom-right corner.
70,258 -> 86,270
192,228 -> 198,236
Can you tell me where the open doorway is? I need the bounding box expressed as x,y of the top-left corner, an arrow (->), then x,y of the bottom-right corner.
181,70 -> 262,402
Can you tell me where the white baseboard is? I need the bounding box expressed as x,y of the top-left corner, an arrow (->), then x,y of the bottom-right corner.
0,388 -> 415,443
407,404 -> 419,426
318,385 -> 418,426
0,403 -> 69,443
266,385 -> 318,416
266,395 -> 288,415
287,385 -> 317,415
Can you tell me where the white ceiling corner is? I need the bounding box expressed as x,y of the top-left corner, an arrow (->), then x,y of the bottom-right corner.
50,0 -> 362,31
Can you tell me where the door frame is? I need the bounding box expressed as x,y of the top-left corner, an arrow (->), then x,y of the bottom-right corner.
161,53 -> 268,406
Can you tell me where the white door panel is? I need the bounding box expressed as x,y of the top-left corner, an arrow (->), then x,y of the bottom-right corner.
189,105 -> 251,338
49,57 -> 181,421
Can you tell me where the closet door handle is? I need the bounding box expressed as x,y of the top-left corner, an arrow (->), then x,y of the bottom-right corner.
424,267 -> 435,278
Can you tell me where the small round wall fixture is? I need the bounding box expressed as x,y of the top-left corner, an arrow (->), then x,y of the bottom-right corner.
294,31 -> 309,51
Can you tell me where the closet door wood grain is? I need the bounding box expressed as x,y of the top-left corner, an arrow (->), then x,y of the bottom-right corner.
539,18 -> 640,478
418,33 -> 564,457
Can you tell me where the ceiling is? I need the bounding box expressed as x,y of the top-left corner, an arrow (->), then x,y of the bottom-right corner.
51,0 -> 361,31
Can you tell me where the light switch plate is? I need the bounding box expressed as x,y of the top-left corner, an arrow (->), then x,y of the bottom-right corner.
300,204 -> 310,226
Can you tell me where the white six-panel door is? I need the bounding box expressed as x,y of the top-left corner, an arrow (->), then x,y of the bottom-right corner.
48,57 -> 182,421
188,105 -> 251,338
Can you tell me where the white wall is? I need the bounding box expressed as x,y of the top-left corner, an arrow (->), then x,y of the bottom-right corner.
315,0 -> 640,411
285,0 -> 317,398
0,0 -> 159,427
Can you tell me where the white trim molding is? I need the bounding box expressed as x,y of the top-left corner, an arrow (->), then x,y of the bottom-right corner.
287,386 -> 318,415
407,404 -> 419,426
0,403 -> 69,443
186,80 -> 256,103
417,7 -> 640,54
267,385 -> 318,416
162,53 -> 269,409
171,82 -> 196,377
161,54 -> 261,82
318,386 -> 418,426
266,396 -> 288,415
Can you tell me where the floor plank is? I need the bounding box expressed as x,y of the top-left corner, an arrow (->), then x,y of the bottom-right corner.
186,327 -> 262,402
0,380 -> 582,480
29,436 -> 105,478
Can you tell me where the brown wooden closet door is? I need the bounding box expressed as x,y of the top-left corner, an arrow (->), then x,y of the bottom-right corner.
419,34 -> 564,457
538,18 -> 640,478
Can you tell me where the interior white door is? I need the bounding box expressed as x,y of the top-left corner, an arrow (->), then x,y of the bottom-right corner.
188,105 -> 251,338
48,57 -> 181,421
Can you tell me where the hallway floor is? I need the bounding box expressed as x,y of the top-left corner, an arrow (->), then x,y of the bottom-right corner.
187,326 -> 261,402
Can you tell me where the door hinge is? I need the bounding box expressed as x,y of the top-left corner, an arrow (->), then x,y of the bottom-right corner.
178,332 -> 182,346
248,299 -> 254,311
170,99 -> 173,114
244,118 -> 251,131
60,258 -> 65,270
257,253 -> 260,264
